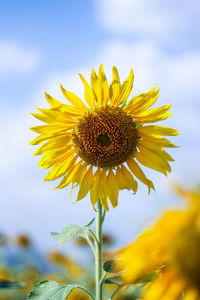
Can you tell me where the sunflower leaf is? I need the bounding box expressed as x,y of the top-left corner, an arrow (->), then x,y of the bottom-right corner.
27,281 -> 77,299
27,280 -> 95,300
51,219 -> 95,246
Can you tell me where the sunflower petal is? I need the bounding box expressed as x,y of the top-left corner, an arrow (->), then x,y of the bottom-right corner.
98,64 -> 109,106
139,132 -> 178,148
125,88 -> 159,114
120,165 -> 138,193
117,68 -> 134,106
79,73 -> 95,109
91,68 -> 102,106
135,105 -> 172,124
138,140 -> 174,161
55,161 -> 82,189
138,125 -> 179,136
44,153 -> 78,181
135,146 -> 170,175
60,84 -> 87,110
109,66 -> 120,106
45,92 -> 62,107
90,169 -> 101,209
77,166 -> 93,201
107,169 -> 119,208
36,107 -> 76,124
33,136 -> 71,156
126,156 -> 155,194
31,113 -> 53,124
100,169 -> 109,211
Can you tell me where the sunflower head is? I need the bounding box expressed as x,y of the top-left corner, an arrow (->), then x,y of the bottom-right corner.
30,65 -> 178,210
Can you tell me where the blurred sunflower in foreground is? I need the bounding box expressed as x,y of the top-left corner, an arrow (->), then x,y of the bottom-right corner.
115,186 -> 200,299
30,65 -> 178,210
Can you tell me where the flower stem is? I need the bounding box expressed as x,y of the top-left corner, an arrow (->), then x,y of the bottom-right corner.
95,199 -> 103,300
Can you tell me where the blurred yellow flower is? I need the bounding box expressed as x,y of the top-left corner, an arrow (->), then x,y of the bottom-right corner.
115,187 -> 200,300
48,251 -> 83,279
30,65 -> 178,210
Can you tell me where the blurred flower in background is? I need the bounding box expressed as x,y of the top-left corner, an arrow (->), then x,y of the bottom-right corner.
114,185 -> 200,299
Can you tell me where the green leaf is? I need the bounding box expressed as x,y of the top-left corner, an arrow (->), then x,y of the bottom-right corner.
50,232 -> 59,240
51,218 -> 95,246
27,281 -> 95,300
85,217 -> 95,228
103,260 -> 115,273
104,276 -> 121,285
27,281 -> 78,300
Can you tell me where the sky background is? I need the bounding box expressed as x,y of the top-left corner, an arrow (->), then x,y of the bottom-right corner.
1,0 -> 200,260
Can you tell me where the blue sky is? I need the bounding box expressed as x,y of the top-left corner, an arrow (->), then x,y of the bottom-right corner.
0,0 -> 200,258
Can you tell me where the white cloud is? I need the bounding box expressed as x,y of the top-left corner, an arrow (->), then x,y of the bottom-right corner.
0,40 -> 40,75
96,0 -> 200,42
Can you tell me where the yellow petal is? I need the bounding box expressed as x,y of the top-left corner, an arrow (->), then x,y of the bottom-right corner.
139,132 -> 178,148
126,156 -> 154,194
45,92 -> 63,107
116,166 -> 126,189
55,103 -> 84,116
139,140 -> 174,162
134,147 -> 169,175
79,73 -> 95,110
55,160 -> 82,189
90,168 -> 101,208
38,147 -> 75,169
30,132 -> 68,145
135,105 -> 172,124
36,107 -> 77,124
120,165 -> 138,193
33,136 -> 71,156
77,166 -> 93,201
60,83 -> 87,110
116,68 -> 134,106
44,153 -> 78,181
98,64 -> 109,106
31,112 -> 54,124
30,123 -> 73,134
125,88 -> 159,114
138,125 -> 179,136
109,66 -> 120,106
100,169 -> 109,211
107,169 -> 119,208
91,68 -> 102,106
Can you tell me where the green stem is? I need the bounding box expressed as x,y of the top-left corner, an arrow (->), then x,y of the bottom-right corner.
109,285 -> 121,299
78,286 -> 95,300
95,199 -> 103,300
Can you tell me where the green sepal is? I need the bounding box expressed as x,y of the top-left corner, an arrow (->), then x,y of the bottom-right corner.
103,260 -> 115,273
104,276 -> 121,285
51,218 -> 95,246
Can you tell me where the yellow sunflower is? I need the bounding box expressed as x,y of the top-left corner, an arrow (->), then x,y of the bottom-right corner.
115,187 -> 200,300
30,65 -> 178,210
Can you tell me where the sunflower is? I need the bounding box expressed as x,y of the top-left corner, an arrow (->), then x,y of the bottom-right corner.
115,187 -> 200,300
30,65 -> 178,210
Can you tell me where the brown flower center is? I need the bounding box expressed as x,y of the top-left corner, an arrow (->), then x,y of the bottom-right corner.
72,106 -> 138,168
